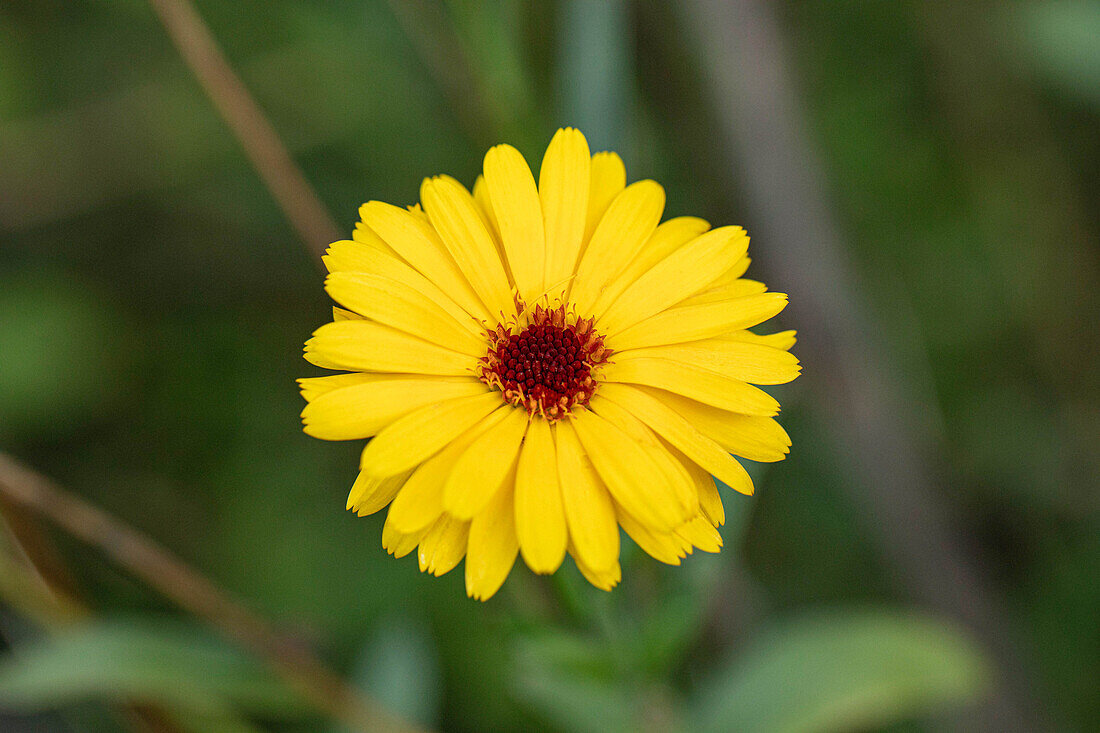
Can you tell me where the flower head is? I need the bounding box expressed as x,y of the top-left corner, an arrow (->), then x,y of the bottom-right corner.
300,129 -> 799,600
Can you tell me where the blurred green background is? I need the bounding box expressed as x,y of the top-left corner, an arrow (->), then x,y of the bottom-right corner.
1,1 -> 1097,731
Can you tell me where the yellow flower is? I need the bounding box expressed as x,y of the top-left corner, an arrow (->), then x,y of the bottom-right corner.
300,129 -> 799,600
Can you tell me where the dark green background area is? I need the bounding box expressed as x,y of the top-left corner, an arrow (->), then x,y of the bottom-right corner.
1,1 -> 1097,731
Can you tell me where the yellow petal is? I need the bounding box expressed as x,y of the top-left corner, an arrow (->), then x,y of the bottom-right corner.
666,442 -> 725,526
305,321 -> 477,376
616,340 -> 801,385
591,216 -> 711,317
600,358 -> 780,416
420,176 -> 515,323
514,420 -> 568,574
570,180 -> 665,316
616,507 -> 687,565
597,383 -> 755,496
584,152 -> 626,246
554,423 -> 620,573
718,254 -> 752,284
471,176 -> 510,288
350,222 -> 396,254
642,388 -> 791,463
677,278 -> 768,307
687,253 -> 752,295
323,240 -> 483,335
570,543 -> 621,591
444,407 -> 529,519
322,239 -> 383,273
387,466 -> 447,536
589,395 -> 698,522
385,407 -> 511,533
302,378 -> 487,441
465,471 -> 520,601
472,174 -> 503,248
360,393 -> 506,477
332,306 -> 364,321
608,292 -> 789,350
484,144 -> 545,303
674,516 -> 723,553
417,514 -> 470,576
347,470 -> 411,515
359,200 -> 489,322
325,272 -> 486,356
718,329 -> 798,351
301,344 -> 346,371
599,226 -> 749,334
568,409 -> 684,531
298,372 -> 376,402
540,128 -> 591,297
299,373 -> 475,402
381,516 -> 427,558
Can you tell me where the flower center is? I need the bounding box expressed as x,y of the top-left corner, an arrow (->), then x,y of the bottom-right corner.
478,304 -> 612,420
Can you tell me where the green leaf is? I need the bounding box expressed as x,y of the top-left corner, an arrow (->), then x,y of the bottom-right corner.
515,629 -> 617,681
0,619 -> 307,719
168,709 -> 268,733
511,627 -> 640,733
1009,1 -> 1100,108
691,609 -> 992,733
513,660 -> 636,733
559,0 -> 631,151
444,0 -> 540,152
635,591 -> 702,675
343,616 -> 441,730
0,272 -> 125,441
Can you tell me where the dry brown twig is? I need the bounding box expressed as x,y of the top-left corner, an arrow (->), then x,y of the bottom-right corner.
1,512 -> 189,733
680,1 -> 1046,729
146,0 -> 342,258
1,2 -> 423,730
0,453 -> 427,733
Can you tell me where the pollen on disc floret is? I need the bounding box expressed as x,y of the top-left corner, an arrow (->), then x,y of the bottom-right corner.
477,302 -> 613,420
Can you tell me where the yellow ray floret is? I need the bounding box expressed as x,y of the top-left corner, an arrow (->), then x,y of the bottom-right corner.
514,420 -> 568,574
299,128 -> 799,600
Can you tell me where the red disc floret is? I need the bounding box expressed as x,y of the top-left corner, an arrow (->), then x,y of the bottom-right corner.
478,303 -> 612,420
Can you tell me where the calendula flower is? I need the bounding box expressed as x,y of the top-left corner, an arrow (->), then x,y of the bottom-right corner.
300,128 -> 798,600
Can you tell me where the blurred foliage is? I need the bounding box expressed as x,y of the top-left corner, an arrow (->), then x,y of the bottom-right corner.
0,620 -> 306,731
0,0 -> 1097,731
350,616 -> 442,729
691,610 -> 991,733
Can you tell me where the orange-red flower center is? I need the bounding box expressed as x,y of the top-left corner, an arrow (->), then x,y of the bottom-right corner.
478,304 -> 612,420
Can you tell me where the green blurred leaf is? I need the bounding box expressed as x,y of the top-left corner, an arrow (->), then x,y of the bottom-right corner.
444,0 -> 540,152
513,660 -> 636,733
516,629 -> 617,681
1009,0 -> 1100,108
635,591 -> 702,675
0,620 -> 306,719
559,0 -> 631,151
168,710 -> 267,733
512,627 -> 633,732
0,272 -> 125,441
691,609 -> 992,733
512,620 -> 693,732
0,21 -> 31,119
343,616 -> 441,730
715,476 -> 755,549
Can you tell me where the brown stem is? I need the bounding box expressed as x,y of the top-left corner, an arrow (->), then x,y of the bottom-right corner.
0,453 -> 427,733
0,521 -> 189,733
382,0 -> 500,148
0,529 -> 86,629
679,0 -> 1046,729
0,499 -> 82,615
146,0 -> 342,258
